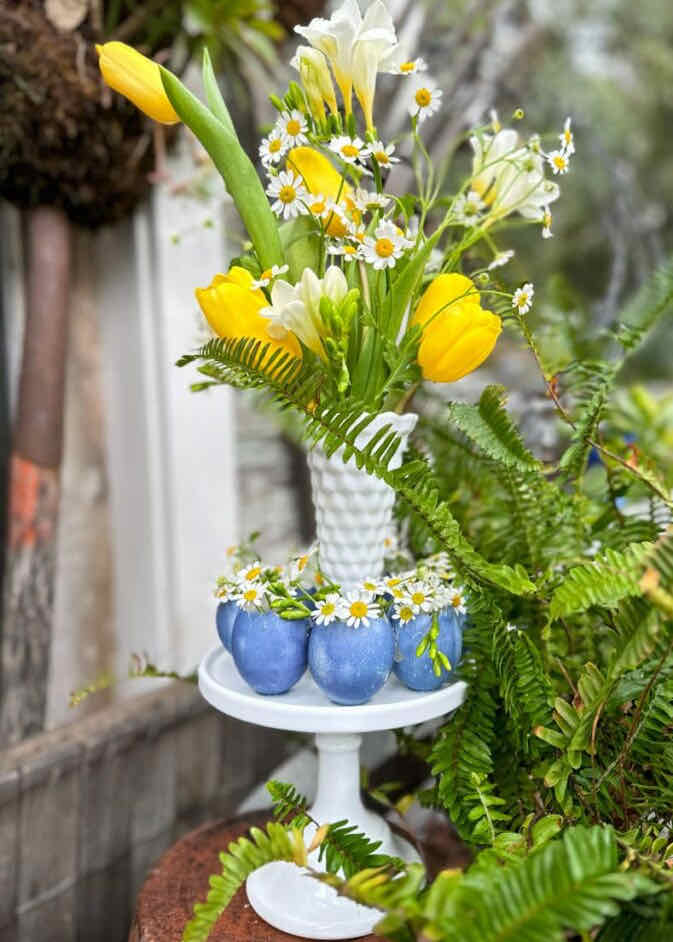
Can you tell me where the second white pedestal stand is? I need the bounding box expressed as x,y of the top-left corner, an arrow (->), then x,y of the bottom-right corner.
199,646 -> 466,940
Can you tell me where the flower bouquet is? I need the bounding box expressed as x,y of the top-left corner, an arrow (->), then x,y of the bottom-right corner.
97,0 -> 573,704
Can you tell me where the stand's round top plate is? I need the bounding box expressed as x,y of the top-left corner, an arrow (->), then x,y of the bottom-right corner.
199,645 -> 466,734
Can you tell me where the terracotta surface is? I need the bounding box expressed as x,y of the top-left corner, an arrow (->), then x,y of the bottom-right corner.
129,809 -> 471,941
129,811 -> 378,942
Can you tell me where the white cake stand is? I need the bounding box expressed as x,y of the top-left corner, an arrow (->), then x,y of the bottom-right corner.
199,645 -> 466,940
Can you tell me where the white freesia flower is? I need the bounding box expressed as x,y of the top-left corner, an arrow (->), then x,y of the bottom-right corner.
262,266 -> 349,359
290,46 -> 338,120
295,0 -> 398,128
470,130 -> 560,223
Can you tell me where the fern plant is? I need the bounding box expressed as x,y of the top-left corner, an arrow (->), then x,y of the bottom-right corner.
182,257 -> 673,942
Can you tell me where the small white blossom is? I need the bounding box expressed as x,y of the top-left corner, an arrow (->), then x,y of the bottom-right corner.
327,240 -> 362,260
447,586 -> 467,616
512,282 -> 534,315
233,581 -> 268,611
312,593 -> 341,626
364,140 -> 399,168
339,591 -> 380,629
250,264 -> 289,290
391,56 -> 427,76
452,189 -> 486,226
328,135 -> 368,167
541,206 -> 553,240
287,546 -> 318,583
404,581 -> 435,614
506,622 -> 518,632
560,117 -> 575,157
352,187 -> 392,212
547,149 -> 570,175
259,129 -> 287,167
361,219 -> 411,270
267,171 -> 308,220
236,564 -> 265,585
408,77 -> 443,122
277,109 -> 309,148
488,249 -> 515,270
393,600 -> 417,624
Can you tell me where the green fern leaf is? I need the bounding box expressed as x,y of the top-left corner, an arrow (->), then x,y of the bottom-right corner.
448,385 -> 541,471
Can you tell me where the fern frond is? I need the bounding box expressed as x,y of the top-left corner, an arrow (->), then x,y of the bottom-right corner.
181,822 -> 303,942
448,385 -> 541,472
614,257 -> 673,354
267,780 -> 310,825
319,820 -> 404,878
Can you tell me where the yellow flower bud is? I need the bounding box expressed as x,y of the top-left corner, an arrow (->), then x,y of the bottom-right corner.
286,147 -> 352,237
96,42 -> 180,125
195,267 -> 301,371
411,273 -> 502,383
293,46 -> 338,121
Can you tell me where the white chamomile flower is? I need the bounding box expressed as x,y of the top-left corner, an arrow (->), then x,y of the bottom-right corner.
541,206 -> 553,240
405,581 -> 435,614
560,117 -> 575,156
305,193 -> 330,221
393,601 -> 417,624
361,219 -> 411,270
251,264 -> 289,290
328,240 -> 362,260
447,586 -> 467,616
364,140 -> 399,168
408,77 -> 443,122
277,109 -> 309,148
267,170 -> 308,220
506,622 -> 518,632
328,135 -> 368,166
361,577 -> 380,594
488,249 -> 515,270
259,129 -> 287,167
452,189 -> 485,225
394,57 -> 427,76
352,187 -> 392,212
547,149 -> 570,175
340,591 -> 380,629
234,581 -> 267,611
312,593 -> 341,626
288,546 -> 317,582
236,563 -> 265,585
512,282 -> 534,315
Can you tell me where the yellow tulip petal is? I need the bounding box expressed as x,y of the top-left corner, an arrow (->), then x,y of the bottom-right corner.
97,42 -> 180,125
412,273 -> 480,327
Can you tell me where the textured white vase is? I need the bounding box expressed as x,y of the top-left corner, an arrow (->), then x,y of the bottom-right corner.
308,411 -> 418,591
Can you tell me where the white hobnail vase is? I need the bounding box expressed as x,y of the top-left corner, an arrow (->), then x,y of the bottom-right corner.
308,411 -> 418,592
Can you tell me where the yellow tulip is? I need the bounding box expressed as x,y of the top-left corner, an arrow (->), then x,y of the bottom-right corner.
411,273 -> 502,383
96,42 -> 180,125
195,267 -> 302,371
286,147 -> 352,237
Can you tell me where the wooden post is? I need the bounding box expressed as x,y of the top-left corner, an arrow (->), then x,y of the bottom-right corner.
0,206 -> 71,745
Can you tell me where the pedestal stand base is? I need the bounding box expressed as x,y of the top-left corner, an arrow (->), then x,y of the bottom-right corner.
247,831 -> 420,940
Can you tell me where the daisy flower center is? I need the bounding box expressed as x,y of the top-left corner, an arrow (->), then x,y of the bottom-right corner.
411,591 -> 426,606
451,594 -> 463,608
243,588 -> 258,603
375,237 -> 395,258
373,150 -> 389,163
362,580 -> 377,591
341,144 -> 359,158
400,61 -> 416,73
415,88 -> 432,107
279,185 -> 297,204
260,269 -> 272,281
350,601 -> 368,619
269,139 -> 282,153
552,154 -> 568,171
516,293 -> 529,309
286,119 -> 301,136
245,566 -> 262,581
399,605 -> 414,622
343,245 -> 358,256
297,554 -> 309,571
310,199 -> 326,214
320,602 -> 335,617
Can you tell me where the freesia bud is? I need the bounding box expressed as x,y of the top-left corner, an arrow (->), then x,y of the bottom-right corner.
96,42 -> 180,125
291,46 -> 338,121
195,267 -> 301,373
411,273 -> 502,383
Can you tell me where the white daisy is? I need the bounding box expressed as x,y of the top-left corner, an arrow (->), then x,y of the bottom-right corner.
234,581 -> 268,611
236,564 -> 265,585
452,189 -> 486,225
250,264 -> 289,290
361,577 -> 380,594
408,77 -> 443,122
267,171 -> 308,220
488,249 -> 515,270
393,600 -> 417,624
512,282 -> 535,315
361,219 -> 411,270
312,593 -> 341,626
364,140 -> 399,168
447,586 -> 467,616
547,149 -> 570,175
393,57 -> 427,76
327,240 -> 362,260
405,581 -> 435,614
328,135 -> 368,167
277,109 -> 309,148
339,591 -> 380,629
560,116 -> 575,157
305,193 -> 331,221
259,129 -> 287,168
